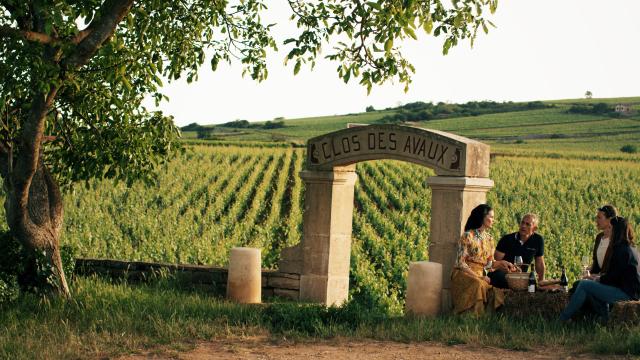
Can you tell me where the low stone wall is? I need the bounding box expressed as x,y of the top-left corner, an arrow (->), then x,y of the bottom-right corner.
75,258 -> 300,300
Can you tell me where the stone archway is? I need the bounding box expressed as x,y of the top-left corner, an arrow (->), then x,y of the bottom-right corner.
278,124 -> 492,312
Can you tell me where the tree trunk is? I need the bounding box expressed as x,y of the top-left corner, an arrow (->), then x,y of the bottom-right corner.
4,159 -> 70,297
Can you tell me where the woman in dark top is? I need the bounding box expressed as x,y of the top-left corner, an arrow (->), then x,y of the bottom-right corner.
560,216 -> 640,321
590,205 -> 618,275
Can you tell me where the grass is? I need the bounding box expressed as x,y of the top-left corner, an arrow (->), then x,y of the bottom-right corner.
2,276 -> 640,359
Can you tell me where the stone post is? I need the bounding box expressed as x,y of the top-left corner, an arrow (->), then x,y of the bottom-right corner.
426,176 -> 494,313
227,247 -> 262,303
299,165 -> 357,306
405,261 -> 443,316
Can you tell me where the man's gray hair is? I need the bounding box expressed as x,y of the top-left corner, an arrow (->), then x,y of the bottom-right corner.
522,213 -> 539,226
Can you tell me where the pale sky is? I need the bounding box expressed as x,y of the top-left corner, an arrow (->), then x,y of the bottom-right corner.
145,1 -> 640,127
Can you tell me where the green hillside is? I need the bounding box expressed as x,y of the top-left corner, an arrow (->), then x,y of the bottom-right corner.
183,97 -> 640,159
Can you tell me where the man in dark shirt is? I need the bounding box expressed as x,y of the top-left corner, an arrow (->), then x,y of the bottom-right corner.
489,213 -> 546,289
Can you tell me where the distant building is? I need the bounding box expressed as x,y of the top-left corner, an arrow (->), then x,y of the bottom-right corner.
614,104 -> 633,115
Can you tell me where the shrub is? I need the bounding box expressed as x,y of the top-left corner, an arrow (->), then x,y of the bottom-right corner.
621,144 -> 638,153
263,120 -> 285,129
0,231 -> 76,302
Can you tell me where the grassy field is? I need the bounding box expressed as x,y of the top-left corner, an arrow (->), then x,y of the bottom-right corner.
2,275 -> 640,359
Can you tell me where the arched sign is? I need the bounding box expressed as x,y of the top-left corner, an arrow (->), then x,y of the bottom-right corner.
307,124 -> 490,177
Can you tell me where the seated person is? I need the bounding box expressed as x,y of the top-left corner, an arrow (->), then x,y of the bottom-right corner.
488,213 -> 546,289
589,205 -> 618,277
560,217 -> 640,322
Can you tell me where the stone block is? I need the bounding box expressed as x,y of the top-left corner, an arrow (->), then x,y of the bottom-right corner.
273,288 -> 300,300
268,275 -> 300,290
405,261 -> 443,317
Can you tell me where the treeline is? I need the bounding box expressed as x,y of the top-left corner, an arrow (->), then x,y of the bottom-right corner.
181,119 -> 285,132
567,103 -> 625,117
181,120 -> 286,139
217,119 -> 286,129
376,100 -> 552,123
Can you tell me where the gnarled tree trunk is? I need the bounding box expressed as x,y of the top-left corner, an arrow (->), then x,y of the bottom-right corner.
3,159 -> 69,297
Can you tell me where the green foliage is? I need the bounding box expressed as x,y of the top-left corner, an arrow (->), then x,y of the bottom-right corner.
0,231 -> 76,302
181,122 -> 205,132
284,0 -> 498,92
366,105 -> 376,112
621,144 -> 638,153
567,103 -> 613,115
1,0 -> 278,187
264,301 -> 386,336
263,120 -> 285,129
0,276 -> 19,306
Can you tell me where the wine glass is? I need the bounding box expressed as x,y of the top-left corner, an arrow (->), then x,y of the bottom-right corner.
581,255 -> 591,278
514,256 -> 523,272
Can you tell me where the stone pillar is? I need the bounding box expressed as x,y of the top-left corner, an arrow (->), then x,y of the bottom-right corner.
299,165 -> 357,306
227,247 -> 262,303
426,176 -> 494,313
405,261 -> 443,316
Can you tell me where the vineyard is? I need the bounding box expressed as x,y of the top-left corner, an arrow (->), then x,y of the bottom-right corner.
2,144 -> 638,313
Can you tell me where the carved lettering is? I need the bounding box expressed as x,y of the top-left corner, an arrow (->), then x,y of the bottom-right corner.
417,138 -> 426,157
352,135 -> 361,151
331,138 -> 342,156
322,142 -> 331,159
403,136 -> 411,153
378,132 -> 386,150
341,137 -> 351,154
437,145 -> 448,164
427,142 -> 437,160
367,133 -> 376,150
306,126 -> 475,176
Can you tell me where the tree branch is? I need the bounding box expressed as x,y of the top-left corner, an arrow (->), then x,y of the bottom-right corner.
63,0 -> 135,69
0,25 -> 57,44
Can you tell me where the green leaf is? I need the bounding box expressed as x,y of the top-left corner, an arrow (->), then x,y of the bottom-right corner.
384,38 -> 393,53
367,1 -> 382,11
424,17 -> 433,34
293,60 -> 301,75
404,27 -> 417,40
490,0 -> 498,14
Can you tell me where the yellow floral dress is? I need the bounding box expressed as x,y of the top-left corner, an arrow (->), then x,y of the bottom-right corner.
451,229 -> 504,315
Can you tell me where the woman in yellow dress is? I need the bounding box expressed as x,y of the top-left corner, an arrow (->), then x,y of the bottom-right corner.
451,204 -> 504,315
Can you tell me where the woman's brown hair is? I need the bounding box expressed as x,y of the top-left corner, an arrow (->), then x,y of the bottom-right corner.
611,216 -> 635,246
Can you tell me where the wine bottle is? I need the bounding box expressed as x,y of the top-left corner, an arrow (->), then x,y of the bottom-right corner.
560,267 -> 569,293
528,264 -> 536,293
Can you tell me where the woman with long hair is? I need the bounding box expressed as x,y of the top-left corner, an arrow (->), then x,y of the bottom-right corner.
589,205 -> 618,276
560,216 -> 640,321
451,204 -> 504,315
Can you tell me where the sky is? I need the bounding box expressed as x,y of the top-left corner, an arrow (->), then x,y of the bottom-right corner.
145,1 -> 640,127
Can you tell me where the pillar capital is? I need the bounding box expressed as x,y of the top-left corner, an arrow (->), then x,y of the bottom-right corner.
426,176 -> 494,191
300,167 -> 357,186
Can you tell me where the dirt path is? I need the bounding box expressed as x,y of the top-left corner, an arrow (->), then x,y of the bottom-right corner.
119,337 -> 626,359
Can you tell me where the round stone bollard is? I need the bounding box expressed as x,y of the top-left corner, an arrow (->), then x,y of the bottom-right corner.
227,247 -> 261,304
405,261 -> 443,316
